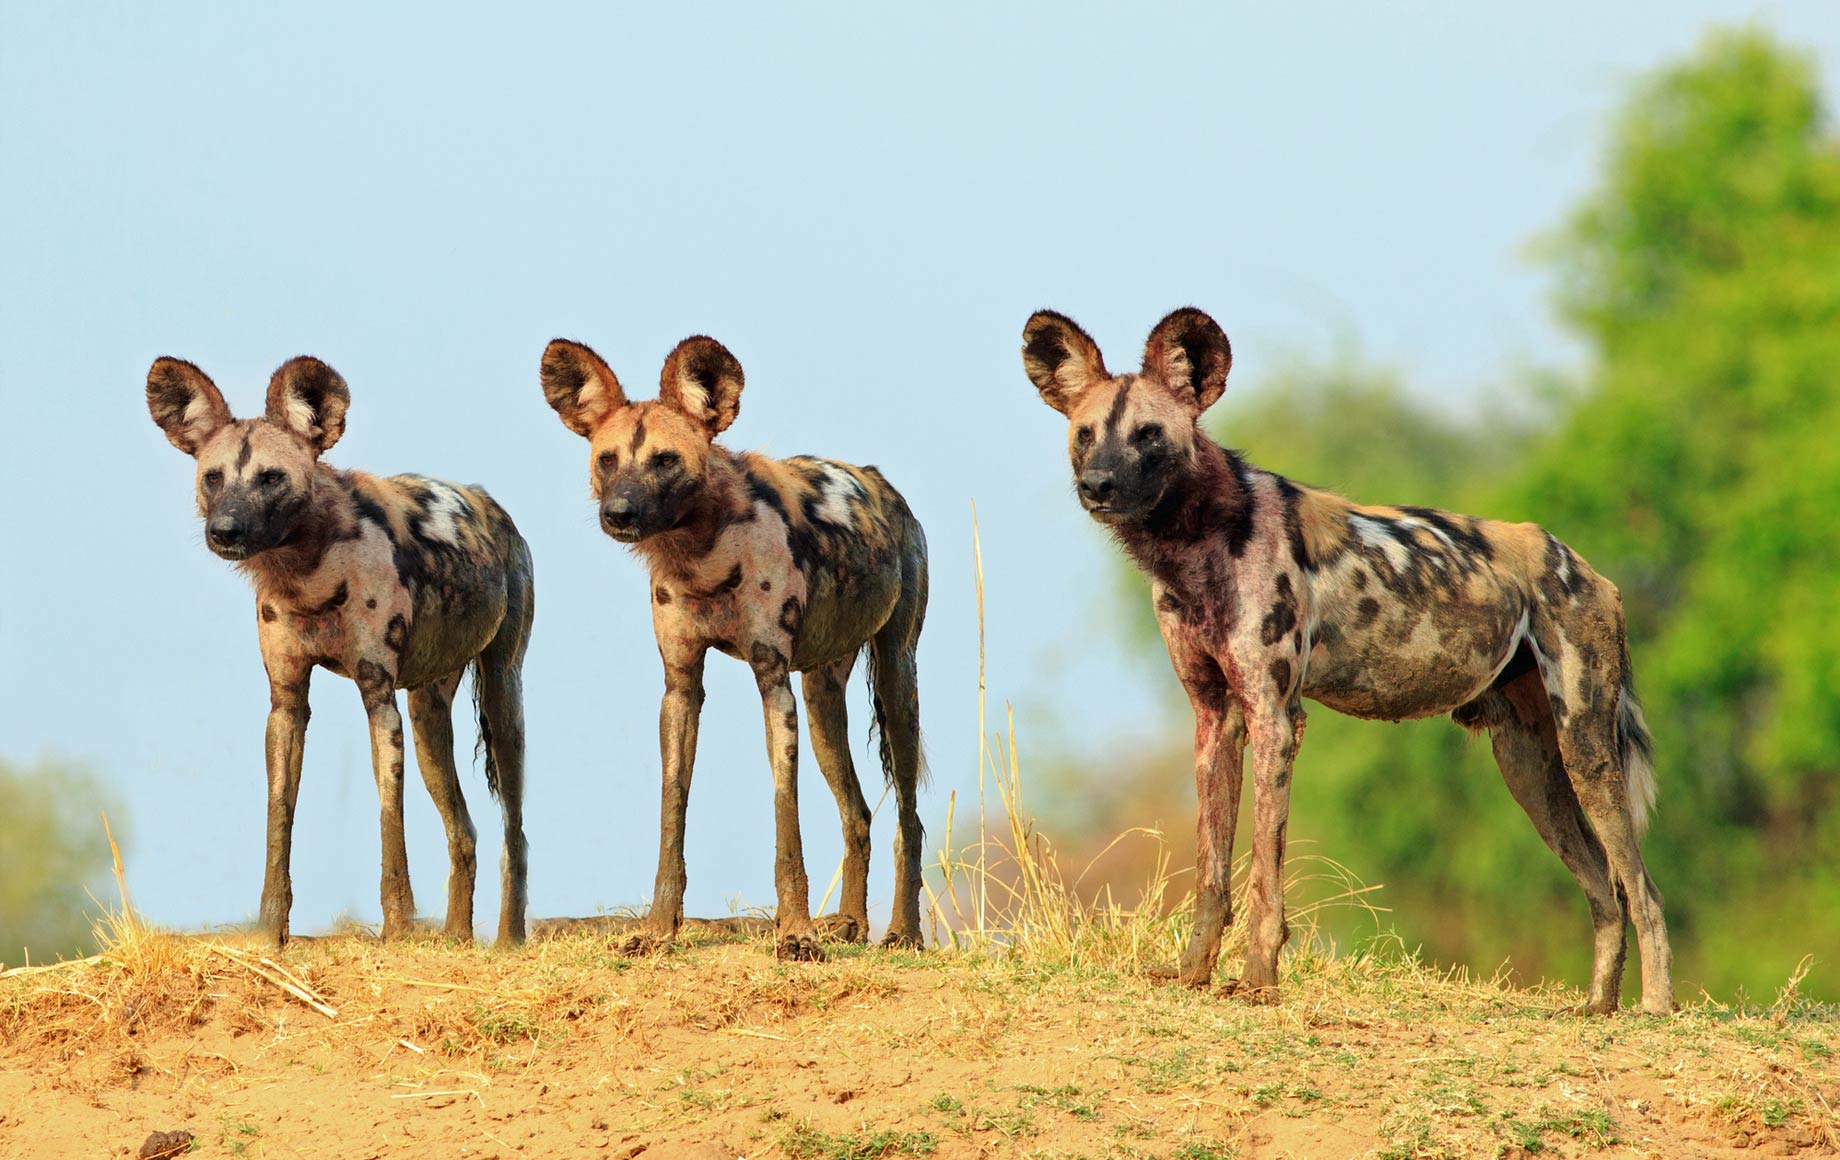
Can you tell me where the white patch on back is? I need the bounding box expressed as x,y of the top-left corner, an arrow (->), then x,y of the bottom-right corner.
412,478 -> 471,545
1349,514 -> 1411,573
810,463 -> 865,526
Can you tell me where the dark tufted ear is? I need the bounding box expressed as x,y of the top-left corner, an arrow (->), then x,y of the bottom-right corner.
658,335 -> 744,436
265,356 -> 350,453
541,339 -> 629,438
1022,310 -> 1109,415
147,357 -> 233,456
1141,307 -> 1232,413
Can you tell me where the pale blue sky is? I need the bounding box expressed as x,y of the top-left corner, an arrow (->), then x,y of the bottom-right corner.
4,4 -> 1837,938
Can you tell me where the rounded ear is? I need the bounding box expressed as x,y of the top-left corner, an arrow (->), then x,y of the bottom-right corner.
1022,310 -> 1108,415
1142,307 -> 1232,412
147,357 -> 233,456
265,356 -> 350,453
541,339 -> 628,438
658,335 -> 744,437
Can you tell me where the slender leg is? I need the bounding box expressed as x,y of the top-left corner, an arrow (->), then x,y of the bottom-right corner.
629,654 -> 704,955
357,661 -> 415,939
407,676 -> 477,942
1540,636 -> 1674,1015
1479,674 -> 1629,1012
258,665 -> 311,946
753,644 -> 821,962
1178,688 -> 1246,988
1239,693 -> 1302,998
802,658 -> 872,943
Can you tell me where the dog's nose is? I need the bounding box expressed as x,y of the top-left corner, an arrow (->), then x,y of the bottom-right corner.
600,497 -> 635,530
207,514 -> 245,548
1077,471 -> 1115,505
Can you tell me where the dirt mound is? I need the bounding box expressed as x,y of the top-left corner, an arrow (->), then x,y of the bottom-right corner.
2,928 -> 1834,1157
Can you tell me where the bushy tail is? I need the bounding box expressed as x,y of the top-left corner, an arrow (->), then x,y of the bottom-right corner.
1616,681 -> 1656,836
862,645 -> 929,791
471,659 -> 503,801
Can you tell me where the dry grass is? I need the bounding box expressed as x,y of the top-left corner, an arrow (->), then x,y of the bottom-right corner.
3,518 -> 1835,1157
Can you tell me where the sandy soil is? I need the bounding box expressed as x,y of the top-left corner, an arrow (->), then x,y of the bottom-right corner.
2,924 -> 1835,1159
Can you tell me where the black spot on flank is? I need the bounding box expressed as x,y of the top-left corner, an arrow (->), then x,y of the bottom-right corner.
721,564 -> 743,591
1351,568 -> 1368,590
629,417 -> 647,455
1354,598 -> 1381,628
1291,631 -> 1302,652
779,596 -> 804,634
1315,622 -> 1342,650
1269,658 -> 1292,691
235,433 -> 253,473
366,597 -> 377,609
759,579 -> 771,592
654,586 -> 671,605
260,604 -> 278,623
1274,574 -> 1292,599
385,614 -> 408,655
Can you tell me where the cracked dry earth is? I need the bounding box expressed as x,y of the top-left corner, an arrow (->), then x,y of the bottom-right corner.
1,923 -> 1836,1159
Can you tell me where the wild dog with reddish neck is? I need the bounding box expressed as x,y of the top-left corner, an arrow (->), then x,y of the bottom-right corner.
541,335 -> 929,961
1021,308 -> 1674,1014
147,356 -> 534,947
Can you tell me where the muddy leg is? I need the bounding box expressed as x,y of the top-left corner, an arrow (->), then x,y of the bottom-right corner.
1239,696 -> 1300,999
258,665 -> 311,946
1483,675 -> 1628,1012
802,657 -> 871,944
357,663 -> 415,939
632,654 -> 705,955
753,645 -> 821,962
407,676 -> 477,942
1179,690 -> 1245,988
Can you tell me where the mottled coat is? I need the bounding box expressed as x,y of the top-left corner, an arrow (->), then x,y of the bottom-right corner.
147,356 -> 533,946
1023,308 -> 1673,1014
542,335 -> 928,961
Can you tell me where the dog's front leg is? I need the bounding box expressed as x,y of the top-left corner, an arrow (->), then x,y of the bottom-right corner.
630,653 -> 706,955
751,641 -> 821,962
1179,683 -> 1246,988
258,663 -> 311,946
1239,687 -> 1303,1000
356,660 -> 414,939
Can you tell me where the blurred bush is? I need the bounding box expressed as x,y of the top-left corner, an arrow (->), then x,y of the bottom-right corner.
0,756 -> 122,966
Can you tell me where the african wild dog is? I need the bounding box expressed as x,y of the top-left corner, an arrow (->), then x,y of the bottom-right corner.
541,334 -> 928,962
1022,308 -> 1674,1014
147,356 -> 534,947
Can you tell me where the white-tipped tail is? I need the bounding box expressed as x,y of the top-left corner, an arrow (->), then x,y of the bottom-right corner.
1617,685 -> 1657,836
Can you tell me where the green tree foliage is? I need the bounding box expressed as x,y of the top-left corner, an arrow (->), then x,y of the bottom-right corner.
1062,29 -> 1840,1000
0,757 -> 122,965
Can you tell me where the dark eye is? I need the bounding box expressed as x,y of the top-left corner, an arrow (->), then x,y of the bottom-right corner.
651,450 -> 682,470
1074,427 -> 1094,448
202,469 -> 224,489
1132,424 -> 1164,446
258,468 -> 286,487
597,450 -> 618,471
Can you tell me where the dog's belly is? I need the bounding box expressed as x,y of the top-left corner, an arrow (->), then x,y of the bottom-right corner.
1303,599 -> 1528,722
